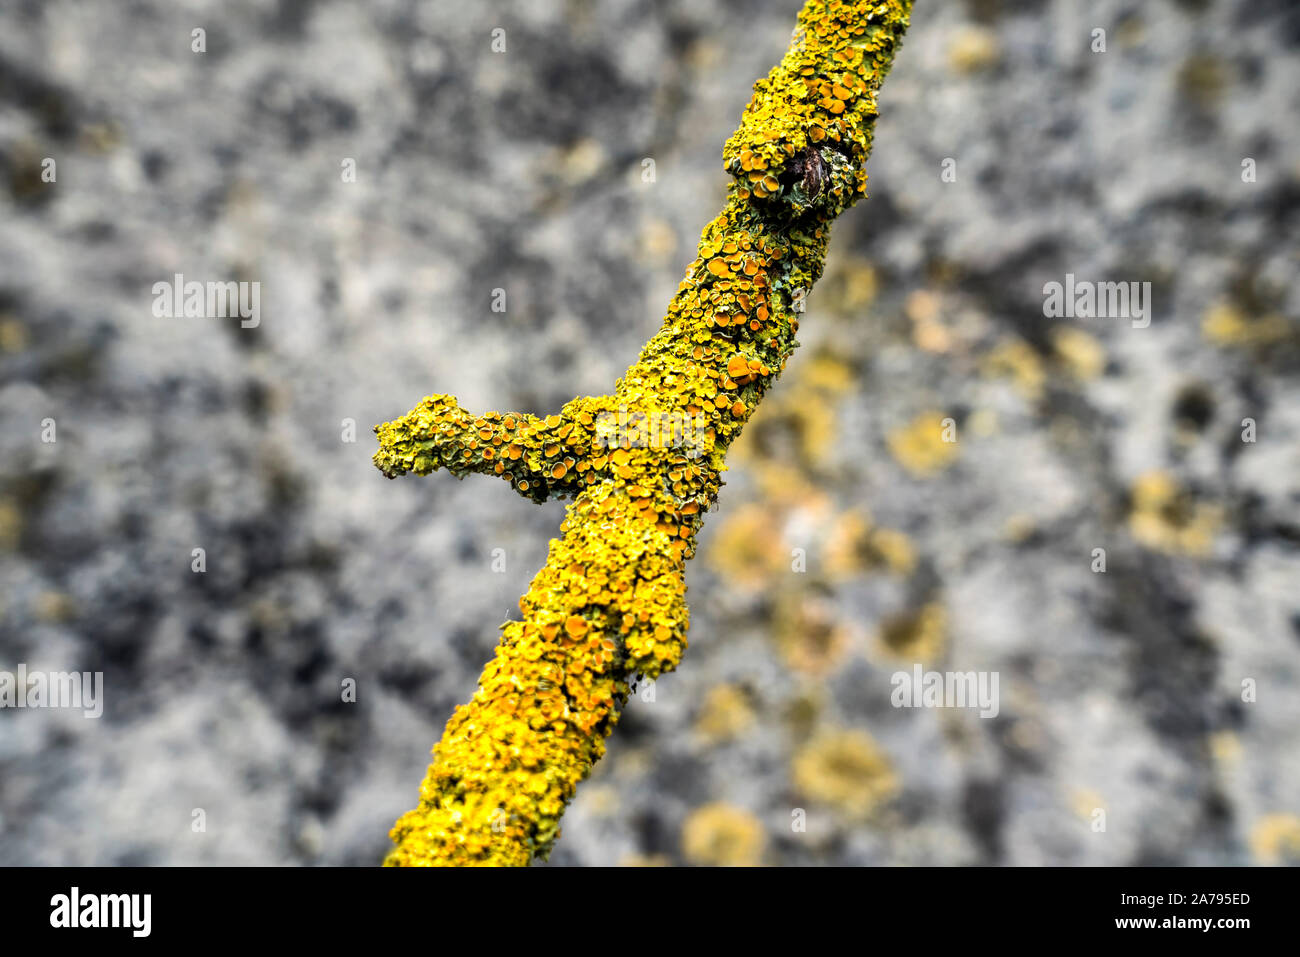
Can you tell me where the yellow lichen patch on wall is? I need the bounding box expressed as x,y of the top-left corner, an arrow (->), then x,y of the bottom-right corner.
1070,789 -> 1106,820
905,289 -> 952,353
0,316 -> 28,353
0,498 -> 21,551
824,508 -> 916,578
774,594 -> 856,676
982,337 -> 1046,400
1201,302 -> 1291,348
620,853 -> 671,867
752,460 -> 826,509
1208,730 -> 1241,764
374,0 -> 915,866
1248,814 -> 1300,865
875,602 -> 946,665
887,411 -> 959,476
695,683 -> 758,743
1051,327 -> 1106,380
793,729 -> 898,818
731,366 -> 846,470
800,353 -> 857,395
948,26 -> 1000,74
681,803 -> 766,866
705,502 -> 792,590
1128,471 -> 1221,557
822,255 -> 878,314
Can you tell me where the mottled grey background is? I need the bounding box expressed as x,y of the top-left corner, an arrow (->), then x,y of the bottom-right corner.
1,0 -> 1297,866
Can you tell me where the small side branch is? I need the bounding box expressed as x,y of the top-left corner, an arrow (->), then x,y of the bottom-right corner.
374,394 -> 606,502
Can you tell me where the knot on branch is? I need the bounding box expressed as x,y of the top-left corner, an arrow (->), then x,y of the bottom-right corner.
722,0 -> 911,218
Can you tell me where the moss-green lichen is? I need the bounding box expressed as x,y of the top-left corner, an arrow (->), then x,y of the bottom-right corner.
374,0 -> 914,866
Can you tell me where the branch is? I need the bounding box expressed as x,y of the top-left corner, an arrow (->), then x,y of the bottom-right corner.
376,0 -> 915,866
374,394 -> 609,502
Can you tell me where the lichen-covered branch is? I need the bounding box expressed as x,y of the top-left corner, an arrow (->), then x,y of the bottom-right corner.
374,394 -> 609,502
374,0 -> 914,866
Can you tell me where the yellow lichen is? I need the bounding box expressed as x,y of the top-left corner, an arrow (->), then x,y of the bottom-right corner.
1051,327 -> 1106,380
374,0 -> 915,866
887,410 -> 959,476
824,508 -> 916,578
792,729 -> 898,818
774,594 -> 856,676
905,289 -> 952,353
0,316 -> 27,353
947,26 -> 1000,74
0,498 -> 21,551
875,602 -> 946,665
827,256 -> 878,312
1208,730 -> 1241,764
681,803 -> 766,866
705,502 -> 791,590
801,353 -> 857,394
1128,471 -> 1221,557
620,853 -> 671,867
982,337 -> 1046,400
695,684 -> 757,742
1201,302 -> 1291,348
1070,789 -> 1106,820
730,352 -> 856,471
1248,814 -> 1300,865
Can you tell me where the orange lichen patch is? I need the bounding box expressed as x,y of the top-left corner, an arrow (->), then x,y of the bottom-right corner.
792,729 -> 898,818
695,683 -> 757,742
374,0 -> 915,867
886,411 -> 959,477
875,602 -> 946,665
681,803 -> 766,866
1128,471 -> 1221,557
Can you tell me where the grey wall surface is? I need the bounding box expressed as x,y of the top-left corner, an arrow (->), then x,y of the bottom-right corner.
0,0 -> 1297,866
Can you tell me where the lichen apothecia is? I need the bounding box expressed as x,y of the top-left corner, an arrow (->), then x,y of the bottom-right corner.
373,0 -> 915,866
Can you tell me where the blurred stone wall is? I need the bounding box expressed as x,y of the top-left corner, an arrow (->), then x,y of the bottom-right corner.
0,0 -> 1297,865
